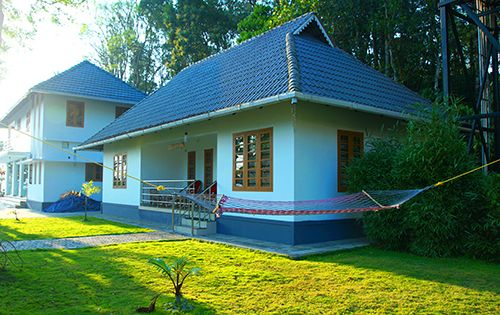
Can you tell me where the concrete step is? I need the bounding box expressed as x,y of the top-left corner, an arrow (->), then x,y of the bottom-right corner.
182,213 -> 216,221
181,217 -> 217,228
0,196 -> 27,208
174,221 -> 216,236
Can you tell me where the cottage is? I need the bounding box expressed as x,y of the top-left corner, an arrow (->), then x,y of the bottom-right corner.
76,13 -> 427,245
0,61 -> 146,210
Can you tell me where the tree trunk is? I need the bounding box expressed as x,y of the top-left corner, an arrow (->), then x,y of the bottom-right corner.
83,196 -> 88,221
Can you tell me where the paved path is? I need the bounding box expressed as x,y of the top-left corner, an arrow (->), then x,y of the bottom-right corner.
0,207 -> 369,258
3,231 -> 186,252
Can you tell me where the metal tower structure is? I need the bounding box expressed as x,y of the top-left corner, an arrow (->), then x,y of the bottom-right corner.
439,0 -> 500,171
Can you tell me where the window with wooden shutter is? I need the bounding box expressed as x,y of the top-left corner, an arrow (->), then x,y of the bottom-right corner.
204,149 -> 214,187
187,151 -> 196,180
66,101 -> 84,127
233,128 -> 273,191
113,154 -> 127,188
85,163 -> 103,182
337,130 -> 364,192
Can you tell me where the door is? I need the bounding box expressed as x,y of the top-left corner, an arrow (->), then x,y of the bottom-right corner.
204,149 -> 213,188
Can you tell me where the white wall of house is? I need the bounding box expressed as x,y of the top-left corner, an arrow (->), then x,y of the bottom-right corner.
140,134 -> 217,183
101,102 -> 295,209
293,101 -> 402,201
103,139 -> 142,206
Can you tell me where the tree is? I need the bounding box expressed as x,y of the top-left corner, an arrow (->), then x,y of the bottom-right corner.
81,180 -> 100,222
139,0 -> 253,76
92,0 -> 170,93
148,257 -> 201,309
236,0 -> 478,103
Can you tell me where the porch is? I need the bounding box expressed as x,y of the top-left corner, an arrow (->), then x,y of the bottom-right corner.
137,133 -> 218,235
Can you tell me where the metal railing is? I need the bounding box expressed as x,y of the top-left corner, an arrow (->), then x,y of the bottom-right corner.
140,179 -> 195,209
140,179 -> 218,235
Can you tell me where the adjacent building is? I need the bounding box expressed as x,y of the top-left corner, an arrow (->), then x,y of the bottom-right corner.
0,61 -> 146,210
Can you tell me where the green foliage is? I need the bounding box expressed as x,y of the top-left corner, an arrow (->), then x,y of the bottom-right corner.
148,257 -> 200,307
237,4 -> 272,43
81,180 -> 101,198
348,100 -> 497,260
237,0 -> 479,103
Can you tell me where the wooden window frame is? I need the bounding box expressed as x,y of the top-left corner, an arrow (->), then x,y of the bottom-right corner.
113,153 -> 127,188
233,127 -> 273,192
66,101 -> 85,128
337,130 -> 364,192
85,163 -> 103,182
187,151 -> 196,180
115,106 -> 130,118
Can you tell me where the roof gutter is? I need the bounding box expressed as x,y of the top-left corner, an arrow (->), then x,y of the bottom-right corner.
30,89 -> 142,105
293,92 -> 414,121
74,92 -> 298,150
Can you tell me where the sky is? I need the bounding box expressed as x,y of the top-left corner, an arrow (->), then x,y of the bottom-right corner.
0,1 -> 110,118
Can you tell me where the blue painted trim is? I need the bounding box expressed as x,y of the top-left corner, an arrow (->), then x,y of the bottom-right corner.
217,215 -> 294,244
292,219 -> 363,244
102,203 -> 181,226
102,203 -> 363,245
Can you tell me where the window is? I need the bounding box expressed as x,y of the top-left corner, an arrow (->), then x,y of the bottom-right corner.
337,130 -> 364,192
113,154 -> 127,188
26,110 -> 31,132
85,163 -> 103,182
66,101 -> 84,127
187,151 -> 196,180
115,106 -> 130,118
233,128 -> 273,191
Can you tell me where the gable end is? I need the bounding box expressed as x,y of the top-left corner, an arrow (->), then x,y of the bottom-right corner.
293,15 -> 334,47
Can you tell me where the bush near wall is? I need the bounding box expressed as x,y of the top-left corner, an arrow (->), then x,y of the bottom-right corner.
347,102 -> 499,261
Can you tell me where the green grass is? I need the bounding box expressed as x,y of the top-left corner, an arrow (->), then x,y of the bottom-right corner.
0,216 -> 151,241
0,240 -> 498,314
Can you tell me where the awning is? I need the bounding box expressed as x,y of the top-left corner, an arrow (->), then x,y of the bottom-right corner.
0,151 -> 30,163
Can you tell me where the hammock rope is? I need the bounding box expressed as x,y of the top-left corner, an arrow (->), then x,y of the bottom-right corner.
3,120 -> 499,217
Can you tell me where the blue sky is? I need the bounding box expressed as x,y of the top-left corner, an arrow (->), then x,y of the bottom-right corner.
0,0 -> 111,118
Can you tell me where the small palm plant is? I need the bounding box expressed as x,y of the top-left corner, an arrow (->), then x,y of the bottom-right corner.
148,257 -> 201,308
81,180 -> 101,221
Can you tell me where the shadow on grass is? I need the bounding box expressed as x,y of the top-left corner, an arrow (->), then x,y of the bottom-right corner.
0,240 -> 215,314
303,246 -> 500,294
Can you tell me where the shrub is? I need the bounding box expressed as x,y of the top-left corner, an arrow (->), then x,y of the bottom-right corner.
348,100 -> 495,259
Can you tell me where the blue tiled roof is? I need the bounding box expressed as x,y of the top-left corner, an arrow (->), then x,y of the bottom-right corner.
31,61 -> 146,104
82,12 -> 428,147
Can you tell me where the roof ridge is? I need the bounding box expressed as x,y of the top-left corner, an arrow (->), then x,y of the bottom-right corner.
285,33 -> 301,92
30,60 -> 88,92
175,12 -> 317,77
83,60 -> 147,96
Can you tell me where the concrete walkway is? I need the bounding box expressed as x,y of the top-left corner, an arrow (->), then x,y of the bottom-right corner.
3,231 -> 186,252
89,213 -> 370,259
0,207 -> 369,258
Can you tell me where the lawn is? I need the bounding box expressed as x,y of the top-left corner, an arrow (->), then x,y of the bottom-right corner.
0,240 -> 498,314
0,216 -> 151,241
